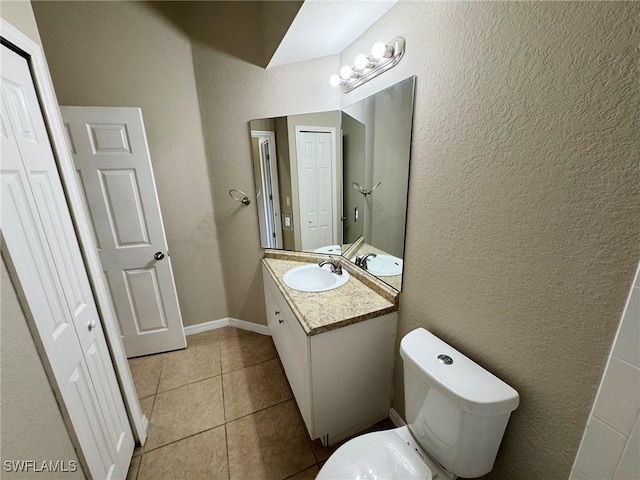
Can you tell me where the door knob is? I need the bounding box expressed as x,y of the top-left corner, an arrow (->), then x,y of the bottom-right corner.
87,320 -> 97,331
154,251 -> 165,261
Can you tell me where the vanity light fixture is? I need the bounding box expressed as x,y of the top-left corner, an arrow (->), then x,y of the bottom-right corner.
329,37 -> 405,93
354,54 -> 372,70
340,65 -> 355,80
329,74 -> 343,87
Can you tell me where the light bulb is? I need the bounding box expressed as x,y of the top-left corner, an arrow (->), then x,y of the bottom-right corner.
354,54 -> 370,70
371,41 -> 392,60
329,74 -> 342,87
340,65 -> 353,80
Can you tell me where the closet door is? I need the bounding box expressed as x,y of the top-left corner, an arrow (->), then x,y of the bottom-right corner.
0,45 -> 133,478
296,130 -> 334,250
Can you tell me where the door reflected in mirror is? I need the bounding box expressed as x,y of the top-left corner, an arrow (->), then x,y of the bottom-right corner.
249,76 -> 415,290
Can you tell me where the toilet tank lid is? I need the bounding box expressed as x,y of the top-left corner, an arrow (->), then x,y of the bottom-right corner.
400,328 -> 519,416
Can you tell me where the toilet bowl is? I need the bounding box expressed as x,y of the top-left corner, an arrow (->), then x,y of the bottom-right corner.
317,328 -> 519,479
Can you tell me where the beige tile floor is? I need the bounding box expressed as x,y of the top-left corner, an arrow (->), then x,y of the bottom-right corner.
126,327 -> 393,480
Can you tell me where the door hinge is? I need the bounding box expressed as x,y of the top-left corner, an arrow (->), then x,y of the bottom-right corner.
272,232 -> 276,238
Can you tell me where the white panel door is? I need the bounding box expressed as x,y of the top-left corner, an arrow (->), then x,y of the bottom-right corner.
61,106 -> 186,357
315,133 -> 333,245
260,140 -> 278,247
296,131 -> 334,250
1,45 -> 132,480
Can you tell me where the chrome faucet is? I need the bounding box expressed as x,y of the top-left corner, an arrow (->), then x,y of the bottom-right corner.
355,253 -> 377,271
319,257 -> 343,275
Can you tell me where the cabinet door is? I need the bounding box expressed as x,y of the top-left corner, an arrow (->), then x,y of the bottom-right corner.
310,313 -> 397,444
1,44 -> 133,478
262,266 -> 313,436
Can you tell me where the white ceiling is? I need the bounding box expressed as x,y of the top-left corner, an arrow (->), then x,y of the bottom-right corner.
267,0 -> 398,68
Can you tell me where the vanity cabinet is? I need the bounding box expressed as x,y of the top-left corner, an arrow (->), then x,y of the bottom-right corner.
262,264 -> 397,446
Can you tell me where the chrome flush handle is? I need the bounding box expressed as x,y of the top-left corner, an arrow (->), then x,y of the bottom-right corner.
437,354 -> 453,365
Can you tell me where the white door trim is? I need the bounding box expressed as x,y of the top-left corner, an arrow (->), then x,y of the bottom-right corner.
251,130 -> 283,249
0,19 -> 146,443
294,125 -> 339,247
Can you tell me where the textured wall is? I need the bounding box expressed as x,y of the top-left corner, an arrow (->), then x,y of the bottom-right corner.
340,2 -> 639,479
32,1 -> 228,327
189,6 -> 340,323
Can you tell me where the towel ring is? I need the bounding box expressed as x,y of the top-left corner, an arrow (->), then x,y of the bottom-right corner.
229,189 -> 250,205
352,181 -> 382,197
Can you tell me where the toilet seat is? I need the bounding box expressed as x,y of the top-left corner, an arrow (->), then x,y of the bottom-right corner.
316,427 -> 433,480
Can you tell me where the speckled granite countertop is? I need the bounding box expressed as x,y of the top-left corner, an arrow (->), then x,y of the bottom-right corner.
262,250 -> 399,336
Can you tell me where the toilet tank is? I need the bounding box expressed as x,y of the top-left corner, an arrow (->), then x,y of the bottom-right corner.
400,328 -> 519,479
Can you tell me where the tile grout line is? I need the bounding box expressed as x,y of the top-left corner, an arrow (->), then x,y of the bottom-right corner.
140,423 -> 227,455
221,354 -> 278,376
155,370 -> 222,395
282,463 -> 319,480
151,338 -> 278,395
154,361 -> 164,396
132,454 -> 141,480
218,337 -> 232,480
152,354 -> 278,396
139,398 -> 297,456
219,338 -> 227,424
139,339 -> 225,455
133,360 -> 163,477
150,339 -> 276,395
225,398 -> 294,424
591,412 -> 637,439
223,423 -> 231,479
131,331 -> 314,478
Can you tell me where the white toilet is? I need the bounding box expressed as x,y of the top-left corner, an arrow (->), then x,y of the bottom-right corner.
317,328 -> 519,479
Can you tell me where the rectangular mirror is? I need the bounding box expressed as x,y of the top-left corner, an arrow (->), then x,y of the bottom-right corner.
249,76 -> 415,290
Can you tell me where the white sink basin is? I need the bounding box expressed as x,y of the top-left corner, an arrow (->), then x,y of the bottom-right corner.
351,254 -> 403,277
283,264 -> 350,292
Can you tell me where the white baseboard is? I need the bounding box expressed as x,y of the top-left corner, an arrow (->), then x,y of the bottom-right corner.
183,317 -> 270,337
389,407 -> 406,427
140,414 -> 149,441
228,318 -> 270,336
183,318 -> 229,336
